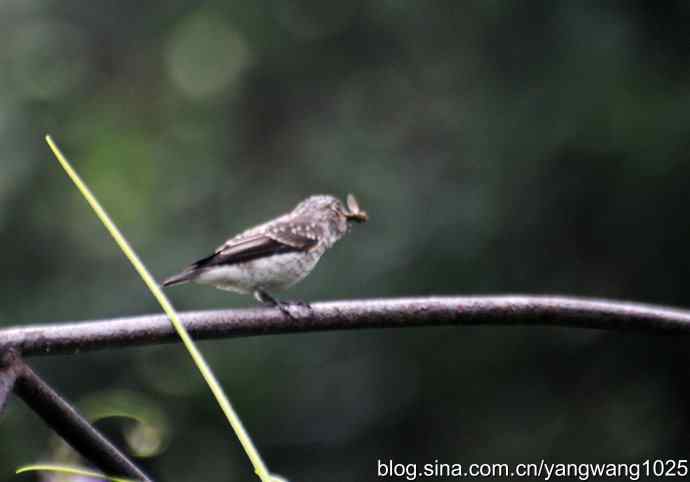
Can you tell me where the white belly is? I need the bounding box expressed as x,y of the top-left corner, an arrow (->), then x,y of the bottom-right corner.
194,251 -> 322,294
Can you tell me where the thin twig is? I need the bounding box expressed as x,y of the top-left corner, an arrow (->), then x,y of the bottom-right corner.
1,296 -> 689,357
11,355 -> 151,481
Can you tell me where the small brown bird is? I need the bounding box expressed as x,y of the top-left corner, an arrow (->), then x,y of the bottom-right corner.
162,194 -> 368,315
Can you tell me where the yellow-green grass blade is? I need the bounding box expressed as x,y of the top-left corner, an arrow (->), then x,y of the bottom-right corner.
44,135 -> 272,481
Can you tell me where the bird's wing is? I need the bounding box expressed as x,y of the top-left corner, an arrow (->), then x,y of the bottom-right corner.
190,220 -> 319,269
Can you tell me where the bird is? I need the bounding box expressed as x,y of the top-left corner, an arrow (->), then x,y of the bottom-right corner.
162,194 -> 368,316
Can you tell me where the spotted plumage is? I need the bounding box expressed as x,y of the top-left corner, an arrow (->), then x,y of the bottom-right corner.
162,194 -> 367,314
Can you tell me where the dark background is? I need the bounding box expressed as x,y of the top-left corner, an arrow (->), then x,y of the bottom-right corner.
2,1 -> 690,480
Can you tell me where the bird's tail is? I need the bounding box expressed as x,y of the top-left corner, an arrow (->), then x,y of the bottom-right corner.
161,270 -> 197,287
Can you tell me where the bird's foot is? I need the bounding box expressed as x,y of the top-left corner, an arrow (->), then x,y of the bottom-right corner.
254,290 -> 312,320
274,300 -> 313,321
276,301 -> 298,320
284,299 -> 311,309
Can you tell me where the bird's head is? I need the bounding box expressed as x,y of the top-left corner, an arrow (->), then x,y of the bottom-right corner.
294,194 -> 368,237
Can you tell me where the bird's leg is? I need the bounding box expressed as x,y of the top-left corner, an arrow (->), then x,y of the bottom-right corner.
253,289 -> 302,319
253,289 -> 310,309
253,288 -> 282,306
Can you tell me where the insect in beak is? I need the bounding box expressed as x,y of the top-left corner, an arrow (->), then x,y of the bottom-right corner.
345,193 -> 368,223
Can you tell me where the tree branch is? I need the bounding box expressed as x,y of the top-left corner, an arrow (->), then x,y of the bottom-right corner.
11,354 -> 152,481
1,295 -> 687,480
0,351 -> 18,414
2,296 -> 689,357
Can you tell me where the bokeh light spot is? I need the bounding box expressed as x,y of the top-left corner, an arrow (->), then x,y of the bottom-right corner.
166,12 -> 252,99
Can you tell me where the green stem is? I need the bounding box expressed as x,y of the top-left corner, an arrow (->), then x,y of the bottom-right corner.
45,135 -> 272,481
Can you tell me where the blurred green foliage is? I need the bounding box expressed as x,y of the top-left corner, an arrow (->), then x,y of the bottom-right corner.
2,1 -> 690,480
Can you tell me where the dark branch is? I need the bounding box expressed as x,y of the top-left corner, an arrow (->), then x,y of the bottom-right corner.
1,296 -> 687,480
0,351 -> 18,414
1,296 -> 690,357
12,356 -> 152,481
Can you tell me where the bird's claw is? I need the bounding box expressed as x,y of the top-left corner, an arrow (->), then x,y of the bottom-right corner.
286,299 -> 311,309
276,302 -> 298,320
276,300 -> 312,320
254,290 -> 311,319
275,301 -> 311,320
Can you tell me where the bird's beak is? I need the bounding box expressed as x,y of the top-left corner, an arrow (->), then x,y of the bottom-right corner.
346,210 -> 368,223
